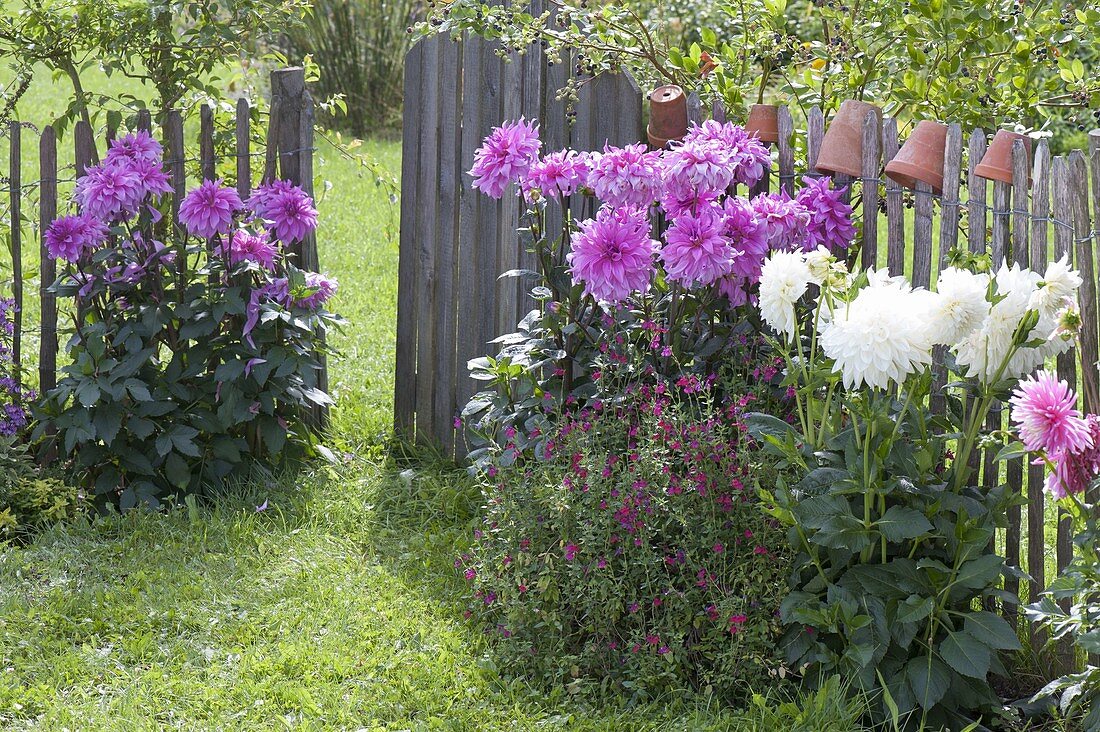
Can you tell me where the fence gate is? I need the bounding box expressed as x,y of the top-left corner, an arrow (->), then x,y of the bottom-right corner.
393,27 -> 644,457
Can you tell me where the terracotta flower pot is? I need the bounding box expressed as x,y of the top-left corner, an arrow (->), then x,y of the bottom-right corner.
885,120 -> 949,194
746,104 -> 780,144
816,100 -> 883,178
648,85 -> 689,149
974,130 -> 1032,184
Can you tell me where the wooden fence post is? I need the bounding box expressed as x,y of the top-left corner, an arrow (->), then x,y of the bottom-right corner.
38,127 -> 58,395
271,67 -> 326,428
9,122 -> 22,382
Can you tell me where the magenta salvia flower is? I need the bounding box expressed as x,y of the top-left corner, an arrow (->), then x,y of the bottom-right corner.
661,205 -> 739,288
660,186 -> 720,220
105,131 -> 163,164
723,197 -> 768,281
523,149 -> 590,200
795,176 -> 856,252
294,272 -> 338,309
588,143 -> 662,208
1010,371 -> 1093,454
75,158 -> 145,220
568,205 -> 656,303
260,184 -> 319,243
221,230 -> 279,270
662,140 -> 734,196
469,118 -> 541,199
44,213 -> 109,261
682,121 -> 771,186
751,192 -> 810,251
179,179 -> 243,238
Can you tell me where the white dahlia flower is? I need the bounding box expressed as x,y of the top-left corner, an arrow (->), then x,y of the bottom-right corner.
820,283 -> 934,390
759,250 -> 811,340
954,262 -> 1042,380
927,267 -> 990,345
1029,254 -> 1082,318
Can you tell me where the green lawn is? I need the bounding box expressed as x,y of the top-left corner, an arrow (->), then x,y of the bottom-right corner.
0,67 -> 869,731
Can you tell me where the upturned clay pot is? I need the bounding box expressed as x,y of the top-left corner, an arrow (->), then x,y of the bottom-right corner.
816,100 -> 883,178
974,130 -> 1032,184
885,120 -> 949,194
648,85 -> 689,149
746,104 -> 780,144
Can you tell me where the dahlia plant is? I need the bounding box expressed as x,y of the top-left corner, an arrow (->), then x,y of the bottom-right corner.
462,118 -> 854,466
34,131 -> 341,508
749,245 -> 1083,727
1010,374 -> 1100,727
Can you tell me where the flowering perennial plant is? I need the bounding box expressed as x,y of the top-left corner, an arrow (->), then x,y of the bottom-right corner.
463,367 -> 788,699
35,132 -> 341,508
748,245 -> 1083,726
462,120 -> 853,465
1015,375 -> 1100,727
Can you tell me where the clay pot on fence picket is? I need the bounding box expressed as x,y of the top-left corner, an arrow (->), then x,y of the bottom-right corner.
647,85 -> 689,149
746,104 -> 780,144
815,100 -> 883,178
885,120 -> 949,194
974,130 -> 1032,184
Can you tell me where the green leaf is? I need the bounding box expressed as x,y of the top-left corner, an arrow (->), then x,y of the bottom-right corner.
953,554 -> 1004,592
964,611 -> 1022,651
164,452 -> 191,489
897,595 -> 934,624
906,655 -> 952,710
876,506 -> 934,542
939,630 -> 991,680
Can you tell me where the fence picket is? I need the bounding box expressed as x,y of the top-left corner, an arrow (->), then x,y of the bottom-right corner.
236,98 -> 251,200
884,118 -> 905,275
9,123 -> 21,379
200,104 -> 216,181
860,112 -> 880,270
394,42 -> 424,437
1027,142 -> 1051,611
432,38 -> 462,456
806,106 -> 824,174
1071,150 -> 1099,412
968,130 -> 988,255
38,127 -> 58,395
777,106 -> 794,197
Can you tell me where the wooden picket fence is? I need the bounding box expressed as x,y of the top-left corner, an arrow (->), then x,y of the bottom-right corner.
0,67 -> 324,419
397,31 -> 1100,656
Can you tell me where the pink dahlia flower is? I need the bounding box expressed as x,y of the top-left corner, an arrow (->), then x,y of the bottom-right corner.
588,143 -> 662,208
682,121 -> 771,186
662,140 -> 735,197
567,205 -> 656,303
523,149 -> 590,200
294,271 -> 339,309
752,192 -> 810,251
105,131 -> 163,164
718,273 -> 753,307
468,118 -> 541,199
659,186 -> 720,220
221,230 -> 279,270
75,158 -> 145,220
661,205 -> 738,288
723,197 -> 768,281
796,176 -> 856,252
261,184 -> 318,243
44,213 -> 109,261
179,179 -> 243,239
1010,371 -> 1093,454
